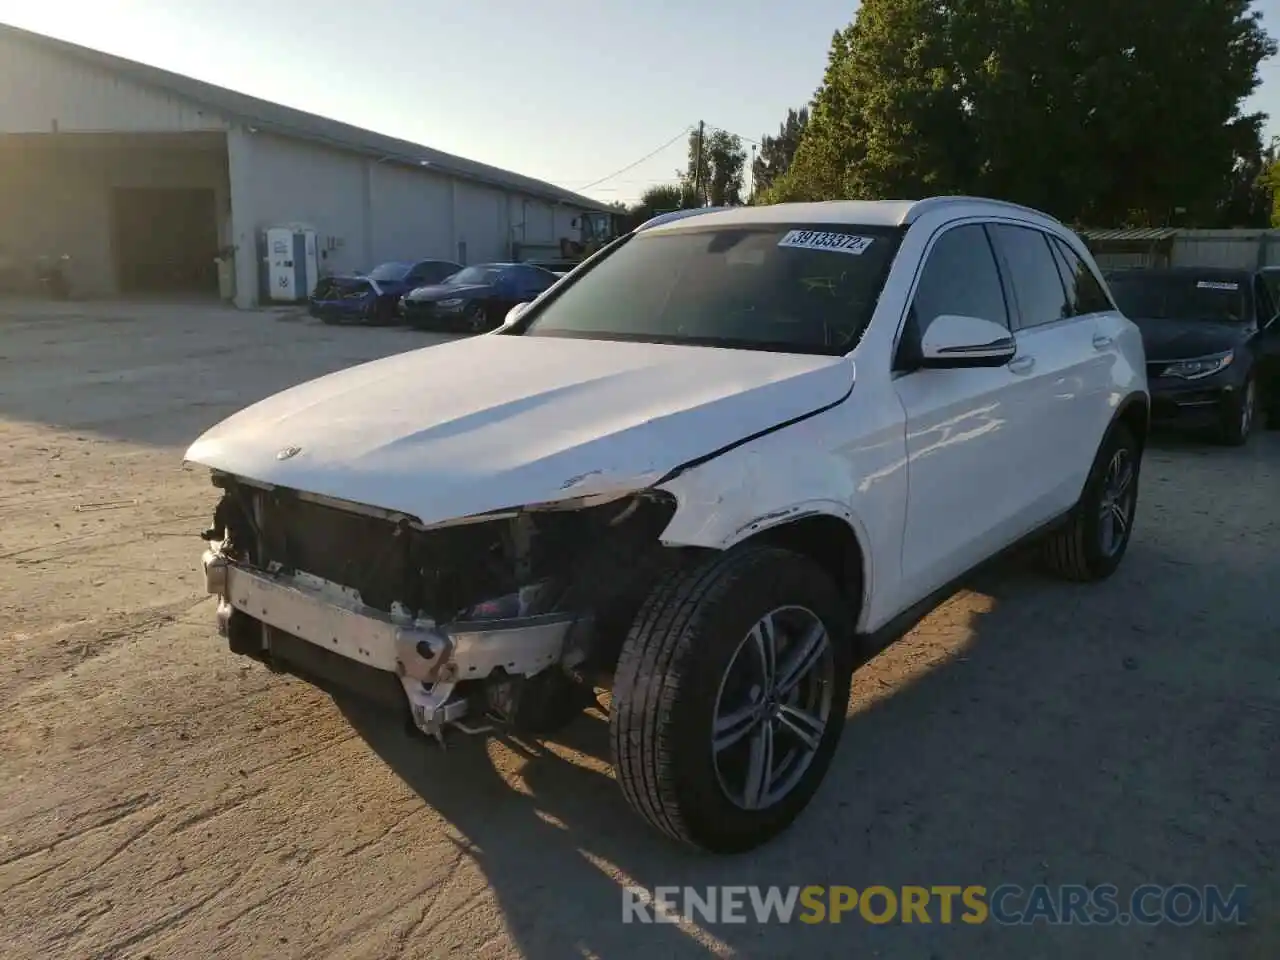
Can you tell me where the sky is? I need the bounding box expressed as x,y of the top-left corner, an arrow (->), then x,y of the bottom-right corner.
3,0 -> 1280,207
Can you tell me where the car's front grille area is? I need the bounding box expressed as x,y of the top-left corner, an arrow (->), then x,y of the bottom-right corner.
249,488 -> 512,619
255,492 -> 410,612
402,301 -> 439,323
1146,361 -> 1171,380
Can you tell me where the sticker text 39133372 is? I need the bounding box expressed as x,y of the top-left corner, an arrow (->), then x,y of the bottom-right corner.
777,230 -> 875,256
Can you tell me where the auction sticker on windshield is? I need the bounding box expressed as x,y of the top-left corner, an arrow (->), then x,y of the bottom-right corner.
777,230 -> 875,255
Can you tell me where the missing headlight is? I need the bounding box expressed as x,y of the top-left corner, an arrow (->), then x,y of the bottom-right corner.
455,578 -> 557,622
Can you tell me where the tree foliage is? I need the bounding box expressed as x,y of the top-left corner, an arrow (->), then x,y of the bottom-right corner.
752,107 -> 809,199
628,183 -> 696,224
682,128 -> 747,207
767,0 -> 1277,226
1215,133 -> 1276,228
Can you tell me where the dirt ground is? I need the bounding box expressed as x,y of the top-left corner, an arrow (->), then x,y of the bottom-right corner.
0,300 -> 1277,960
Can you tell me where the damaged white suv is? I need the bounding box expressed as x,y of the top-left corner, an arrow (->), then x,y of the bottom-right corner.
187,197 -> 1148,853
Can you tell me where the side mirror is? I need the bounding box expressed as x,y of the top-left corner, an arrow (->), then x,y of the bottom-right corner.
500,302 -> 530,328
920,315 -> 1016,368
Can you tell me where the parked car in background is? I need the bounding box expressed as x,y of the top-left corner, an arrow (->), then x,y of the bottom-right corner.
401,263 -> 559,332
1259,264 -> 1280,306
309,259 -> 462,325
189,197 -> 1149,853
1106,266 -> 1280,444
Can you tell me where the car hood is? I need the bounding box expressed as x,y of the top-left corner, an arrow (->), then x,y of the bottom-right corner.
1129,316 -> 1251,360
184,335 -> 854,526
313,275 -> 376,297
404,283 -> 492,302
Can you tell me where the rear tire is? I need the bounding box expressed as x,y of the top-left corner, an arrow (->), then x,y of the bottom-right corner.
1042,423 -> 1140,581
609,546 -> 853,853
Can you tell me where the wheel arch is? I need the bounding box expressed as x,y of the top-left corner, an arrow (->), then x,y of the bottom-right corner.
1113,390 -> 1150,455
727,510 -> 870,630
1074,390 -> 1148,502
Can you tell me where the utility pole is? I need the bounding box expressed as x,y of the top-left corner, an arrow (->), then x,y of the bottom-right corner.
692,120 -> 705,208
749,144 -> 757,205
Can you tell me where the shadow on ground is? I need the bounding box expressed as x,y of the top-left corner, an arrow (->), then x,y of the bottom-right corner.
338,532 -> 1280,960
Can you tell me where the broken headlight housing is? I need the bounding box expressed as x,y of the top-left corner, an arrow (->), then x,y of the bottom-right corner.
454,578 -> 558,622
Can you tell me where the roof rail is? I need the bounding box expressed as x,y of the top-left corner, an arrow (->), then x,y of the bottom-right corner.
634,207 -> 729,231
907,195 -> 1064,225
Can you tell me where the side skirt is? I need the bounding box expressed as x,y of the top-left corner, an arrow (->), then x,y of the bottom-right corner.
851,508 -> 1074,668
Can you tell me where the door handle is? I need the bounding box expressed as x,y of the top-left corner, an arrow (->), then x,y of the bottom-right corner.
1092,333 -> 1114,350
1009,355 -> 1036,375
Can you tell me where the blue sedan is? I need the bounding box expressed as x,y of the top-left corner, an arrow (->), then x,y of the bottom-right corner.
309,259 -> 462,325
401,263 -> 560,332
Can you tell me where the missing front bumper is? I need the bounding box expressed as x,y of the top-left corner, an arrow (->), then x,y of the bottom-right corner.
202,549 -> 580,736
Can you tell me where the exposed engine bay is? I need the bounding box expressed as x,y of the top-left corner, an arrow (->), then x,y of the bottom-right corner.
200,471 -> 686,739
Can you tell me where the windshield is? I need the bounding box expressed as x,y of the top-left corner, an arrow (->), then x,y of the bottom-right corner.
447,265 -> 505,286
367,262 -> 412,282
520,223 -> 904,355
1107,272 -> 1249,322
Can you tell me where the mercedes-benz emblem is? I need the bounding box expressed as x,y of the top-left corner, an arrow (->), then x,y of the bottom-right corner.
276,445 -> 302,461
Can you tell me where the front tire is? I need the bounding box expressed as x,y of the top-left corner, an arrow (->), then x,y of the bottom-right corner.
1042,422 -> 1140,581
461,302 -> 490,334
1218,374 -> 1257,446
609,546 -> 853,853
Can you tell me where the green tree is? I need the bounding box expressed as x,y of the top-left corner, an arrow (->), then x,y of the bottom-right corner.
769,0 -> 1276,226
1213,131 -> 1275,227
628,183 -> 695,224
752,107 -> 810,199
1263,140 -> 1280,227
682,128 -> 747,206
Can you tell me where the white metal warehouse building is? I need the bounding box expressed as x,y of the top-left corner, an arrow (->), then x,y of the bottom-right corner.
0,23 -> 609,308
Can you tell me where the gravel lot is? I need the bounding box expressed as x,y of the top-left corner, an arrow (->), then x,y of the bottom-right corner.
1,300 -> 1277,960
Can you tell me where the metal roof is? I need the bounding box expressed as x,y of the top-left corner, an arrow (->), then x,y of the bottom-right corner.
1079,227 -> 1179,242
0,22 -> 612,212
1105,265 -> 1253,276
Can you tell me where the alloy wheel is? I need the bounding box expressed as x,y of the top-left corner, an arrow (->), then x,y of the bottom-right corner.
711,606 -> 836,811
1097,448 -> 1136,557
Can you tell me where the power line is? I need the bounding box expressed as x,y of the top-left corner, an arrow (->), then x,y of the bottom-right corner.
576,126 -> 694,191
706,123 -> 762,147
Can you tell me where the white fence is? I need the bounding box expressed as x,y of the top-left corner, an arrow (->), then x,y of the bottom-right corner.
1089,229 -> 1280,271
1172,230 -> 1280,269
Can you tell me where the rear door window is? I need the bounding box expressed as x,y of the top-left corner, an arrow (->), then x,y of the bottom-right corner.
1049,237 -> 1113,316
988,225 -> 1073,329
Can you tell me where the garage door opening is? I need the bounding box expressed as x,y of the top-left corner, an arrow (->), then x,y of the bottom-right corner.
111,187 -> 218,295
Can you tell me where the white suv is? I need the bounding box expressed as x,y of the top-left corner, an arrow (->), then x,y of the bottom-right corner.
188,197 -> 1148,853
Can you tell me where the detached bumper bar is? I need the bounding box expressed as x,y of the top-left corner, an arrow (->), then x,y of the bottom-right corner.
201,550 -> 576,732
